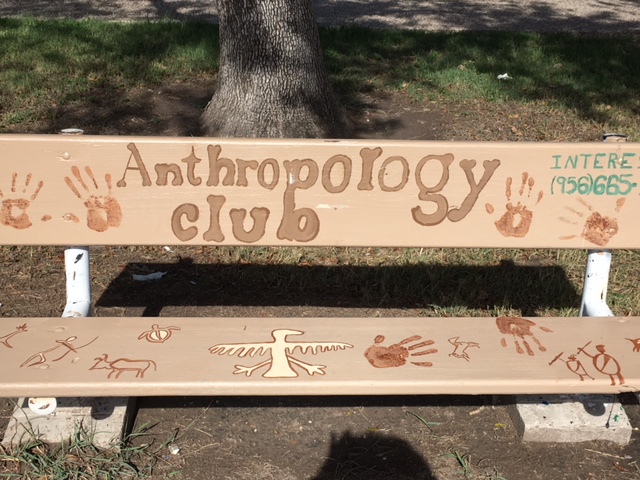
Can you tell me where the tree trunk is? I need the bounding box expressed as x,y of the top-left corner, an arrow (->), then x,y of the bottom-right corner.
201,0 -> 350,138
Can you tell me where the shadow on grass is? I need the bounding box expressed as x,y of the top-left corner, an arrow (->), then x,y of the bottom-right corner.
1,18 -> 639,134
2,0 -> 639,33
322,28 -> 640,127
96,259 -> 579,317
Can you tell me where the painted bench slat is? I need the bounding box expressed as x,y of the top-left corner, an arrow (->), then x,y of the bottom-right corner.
1,316 -> 638,397
1,136 -> 639,249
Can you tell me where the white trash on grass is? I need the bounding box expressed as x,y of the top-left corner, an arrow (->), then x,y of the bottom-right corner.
132,271 -> 167,281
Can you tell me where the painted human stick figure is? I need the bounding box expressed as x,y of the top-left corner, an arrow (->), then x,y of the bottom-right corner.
138,324 -> 181,343
496,316 -> 553,356
0,324 -> 28,348
364,335 -> 438,368
549,351 -> 594,382
577,342 -> 625,386
209,329 -> 353,378
448,336 -> 479,362
20,335 -> 98,368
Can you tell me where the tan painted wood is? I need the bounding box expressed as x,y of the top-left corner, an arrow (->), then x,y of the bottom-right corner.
1,316 -> 639,397
1,135 -> 639,248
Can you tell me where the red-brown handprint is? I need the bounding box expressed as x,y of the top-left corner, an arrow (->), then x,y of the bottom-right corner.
496,316 -> 553,356
559,198 -> 624,247
486,173 -> 543,238
364,335 -> 438,368
0,173 -> 44,230
65,166 -> 122,232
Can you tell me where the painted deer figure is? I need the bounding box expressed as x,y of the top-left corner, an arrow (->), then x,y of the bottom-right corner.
90,353 -> 156,379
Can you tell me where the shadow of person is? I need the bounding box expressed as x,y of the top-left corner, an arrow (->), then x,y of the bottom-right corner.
313,430 -> 435,480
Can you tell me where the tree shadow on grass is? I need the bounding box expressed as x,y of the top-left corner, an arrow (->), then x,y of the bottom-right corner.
1,18 -> 638,135
2,0 -> 639,34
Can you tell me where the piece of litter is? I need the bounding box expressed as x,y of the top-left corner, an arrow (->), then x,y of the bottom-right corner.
164,246 -> 173,252
169,445 -> 180,455
469,406 -> 485,416
133,271 -> 167,281
497,73 -> 512,80
28,397 -> 57,416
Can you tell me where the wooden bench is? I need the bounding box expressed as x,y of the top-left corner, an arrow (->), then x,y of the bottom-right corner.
1,134 -> 639,398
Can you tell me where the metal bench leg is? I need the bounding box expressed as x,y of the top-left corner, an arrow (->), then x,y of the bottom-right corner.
580,250 -> 614,317
62,246 -> 91,318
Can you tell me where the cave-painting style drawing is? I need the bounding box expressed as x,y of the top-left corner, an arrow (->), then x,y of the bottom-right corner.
364,335 -> 438,368
551,342 -> 625,386
578,342 -> 625,386
549,352 -> 595,382
626,338 -> 640,352
448,336 -> 480,362
209,329 -> 353,378
559,198 -> 624,247
138,324 -> 181,343
90,354 -> 157,379
485,172 -> 543,238
496,316 -> 553,356
20,335 -> 98,368
65,166 -> 122,232
0,173 -> 44,230
0,324 -> 28,349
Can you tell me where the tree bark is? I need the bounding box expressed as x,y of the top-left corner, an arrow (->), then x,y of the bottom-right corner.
201,0 -> 350,138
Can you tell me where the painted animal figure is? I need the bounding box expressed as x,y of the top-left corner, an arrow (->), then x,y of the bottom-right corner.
626,338 -> 640,352
90,353 -> 156,379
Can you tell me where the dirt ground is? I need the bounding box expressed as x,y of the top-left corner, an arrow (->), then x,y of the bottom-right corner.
1,80 -> 639,479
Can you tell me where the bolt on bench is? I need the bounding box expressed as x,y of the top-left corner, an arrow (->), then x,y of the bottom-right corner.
0,135 -> 638,402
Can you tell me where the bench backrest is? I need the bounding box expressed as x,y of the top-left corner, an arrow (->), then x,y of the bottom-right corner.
1,135 -> 639,249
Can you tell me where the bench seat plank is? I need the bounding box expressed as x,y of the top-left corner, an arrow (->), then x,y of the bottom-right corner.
1,316 -> 638,397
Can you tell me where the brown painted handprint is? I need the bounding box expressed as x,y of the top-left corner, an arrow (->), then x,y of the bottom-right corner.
496,316 -> 552,356
65,166 -> 122,232
364,335 -> 437,368
486,173 -> 543,238
0,173 -> 44,229
559,198 -> 624,247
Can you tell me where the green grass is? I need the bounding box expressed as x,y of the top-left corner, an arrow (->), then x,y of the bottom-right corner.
0,18 -> 218,129
322,28 -> 640,136
1,18 -> 639,136
0,421 -> 174,479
